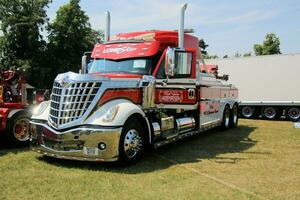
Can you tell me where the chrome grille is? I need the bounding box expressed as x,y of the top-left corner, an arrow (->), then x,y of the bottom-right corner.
49,81 -> 101,127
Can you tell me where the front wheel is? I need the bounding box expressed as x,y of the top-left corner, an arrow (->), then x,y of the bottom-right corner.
119,118 -> 145,164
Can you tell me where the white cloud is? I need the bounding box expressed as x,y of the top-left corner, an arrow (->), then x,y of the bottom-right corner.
87,0 -> 207,33
86,1 -> 280,36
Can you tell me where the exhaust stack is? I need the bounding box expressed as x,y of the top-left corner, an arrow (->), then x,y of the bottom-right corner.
105,11 -> 110,42
178,3 -> 187,49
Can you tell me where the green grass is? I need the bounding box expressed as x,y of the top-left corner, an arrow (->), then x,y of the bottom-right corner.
0,119 -> 299,200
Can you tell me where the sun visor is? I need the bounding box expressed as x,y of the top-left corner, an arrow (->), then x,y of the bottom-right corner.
91,41 -> 160,60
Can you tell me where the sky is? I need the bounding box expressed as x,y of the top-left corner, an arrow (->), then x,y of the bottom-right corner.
47,0 -> 300,57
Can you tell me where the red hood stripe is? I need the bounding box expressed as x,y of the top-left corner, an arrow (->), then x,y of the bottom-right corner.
99,88 -> 142,106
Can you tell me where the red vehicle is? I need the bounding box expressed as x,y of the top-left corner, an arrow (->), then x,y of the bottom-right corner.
0,70 -> 31,146
31,4 -> 238,164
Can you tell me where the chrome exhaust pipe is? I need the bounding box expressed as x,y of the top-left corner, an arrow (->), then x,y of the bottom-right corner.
178,3 -> 187,49
105,11 -> 110,42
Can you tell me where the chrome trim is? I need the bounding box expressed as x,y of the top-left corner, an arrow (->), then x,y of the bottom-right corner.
105,11 -> 110,42
140,75 -> 156,109
152,122 -> 161,138
31,122 -> 122,162
49,81 -> 101,127
156,104 -> 198,110
176,117 -> 195,133
30,121 -> 115,134
47,72 -> 140,130
144,117 -> 152,143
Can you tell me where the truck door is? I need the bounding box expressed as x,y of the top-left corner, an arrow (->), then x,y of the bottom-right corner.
152,49 -> 197,110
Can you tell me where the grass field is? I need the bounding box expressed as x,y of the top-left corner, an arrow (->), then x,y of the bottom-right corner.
0,119 -> 299,200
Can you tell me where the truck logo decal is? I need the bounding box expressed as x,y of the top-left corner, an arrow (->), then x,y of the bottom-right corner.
158,90 -> 183,103
103,47 -> 137,54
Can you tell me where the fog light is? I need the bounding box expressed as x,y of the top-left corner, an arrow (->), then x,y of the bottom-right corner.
98,142 -> 106,150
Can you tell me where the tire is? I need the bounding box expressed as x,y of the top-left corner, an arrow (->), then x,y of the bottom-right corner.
221,105 -> 230,130
262,107 -> 280,120
241,106 -> 256,118
229,104 -> 238,128
119,118 -> 145,164
286,107 -> 300,122
6,113 -> 30,147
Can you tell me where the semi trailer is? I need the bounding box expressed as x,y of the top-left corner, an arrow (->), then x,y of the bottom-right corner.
30,4 -> 239,164
207,54 -> 300,121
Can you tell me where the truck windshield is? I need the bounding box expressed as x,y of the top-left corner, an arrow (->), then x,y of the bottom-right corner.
88,58 -> 153,75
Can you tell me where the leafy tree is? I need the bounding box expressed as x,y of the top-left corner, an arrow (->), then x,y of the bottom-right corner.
0,0 -> 50,71
254,33 -> 281,55
47,0 -> 97,79
199,39 -> 220,60
243,52 -> 251,57
199,39 -> 209,56
91,29 -> 104,44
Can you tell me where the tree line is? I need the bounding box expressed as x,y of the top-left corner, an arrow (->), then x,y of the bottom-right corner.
0,0 -> 102,88
200,33 -> 281,59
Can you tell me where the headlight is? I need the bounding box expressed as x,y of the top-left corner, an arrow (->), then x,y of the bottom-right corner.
102,105 -> 119,122
33,101 -> 50,116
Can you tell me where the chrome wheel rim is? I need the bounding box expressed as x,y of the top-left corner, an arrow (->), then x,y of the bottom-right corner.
264,107 -> 276,119
288,108 -> 300,120
13,118 -> 30,142
242,107 -> 253,118
124,129 -> 142,159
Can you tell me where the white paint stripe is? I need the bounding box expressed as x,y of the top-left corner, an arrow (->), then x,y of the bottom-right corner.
155,154 -> 266,200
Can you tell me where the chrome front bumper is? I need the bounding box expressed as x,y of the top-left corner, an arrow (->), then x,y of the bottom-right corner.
30,121 -> 122,162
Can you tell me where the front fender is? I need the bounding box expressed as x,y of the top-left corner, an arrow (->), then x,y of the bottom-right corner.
84,99 -> 145,126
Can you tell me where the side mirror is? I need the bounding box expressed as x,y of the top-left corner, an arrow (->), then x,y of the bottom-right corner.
81,55 -> 87,74
165,47 -> 175,77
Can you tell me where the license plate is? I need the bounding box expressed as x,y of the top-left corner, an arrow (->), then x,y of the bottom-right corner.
83,147 -> 99,156
294,122 -> 300,129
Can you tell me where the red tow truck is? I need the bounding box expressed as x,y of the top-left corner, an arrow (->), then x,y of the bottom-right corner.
31,4 -> 239,164
0,70 -> 31,146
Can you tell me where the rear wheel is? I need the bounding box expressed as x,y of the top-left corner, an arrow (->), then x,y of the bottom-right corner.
119,118 -> 145,164
262,107 -> 280,120
6,113 -> 30,147
286,107 -> 300,122
241,106 -> 255,118
221,105 -> 230,130
230,104 -> 238,128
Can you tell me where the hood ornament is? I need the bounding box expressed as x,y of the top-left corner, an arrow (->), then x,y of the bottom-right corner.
58,75 -> 72,87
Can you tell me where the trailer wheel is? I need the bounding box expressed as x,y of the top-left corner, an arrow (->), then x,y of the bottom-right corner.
6,113 -> 30,147
221,105 -> 230,130
286,107 -> 300,122
119,118 -> 145,164
241,106 -> 255,118
229,104 -> 238,128
262,107 -> 280,120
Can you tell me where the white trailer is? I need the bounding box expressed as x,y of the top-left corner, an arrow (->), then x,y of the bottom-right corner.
206,53 -> 300,121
